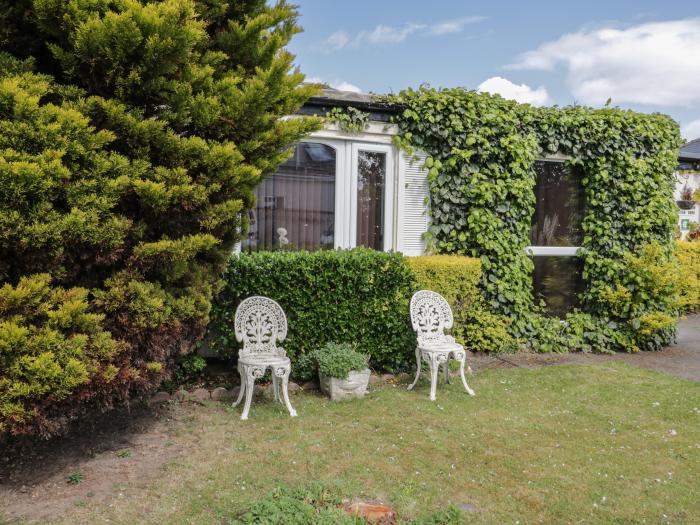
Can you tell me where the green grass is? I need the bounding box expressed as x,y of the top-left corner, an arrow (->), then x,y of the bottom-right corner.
32,364 -> 700,523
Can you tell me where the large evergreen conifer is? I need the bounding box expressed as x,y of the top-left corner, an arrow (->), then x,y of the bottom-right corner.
0,0 -> 319,437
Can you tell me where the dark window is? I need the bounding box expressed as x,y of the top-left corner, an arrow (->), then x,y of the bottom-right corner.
242,143 -> 335,251
532,256 -> 584,317
356,150 -> 386,250
530,161 -> 584,246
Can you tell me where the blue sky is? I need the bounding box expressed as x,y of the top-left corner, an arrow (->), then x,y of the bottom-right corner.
288,0 -> 700,140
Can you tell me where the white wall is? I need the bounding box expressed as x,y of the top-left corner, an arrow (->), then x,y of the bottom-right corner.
675,172 -> 700,238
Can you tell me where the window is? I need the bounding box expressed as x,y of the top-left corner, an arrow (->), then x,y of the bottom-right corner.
356,150 -> 386,249
531,256 -> 584,317
242,142 -> 336,251
528,160 -> 585,316
530,161 -> 584,246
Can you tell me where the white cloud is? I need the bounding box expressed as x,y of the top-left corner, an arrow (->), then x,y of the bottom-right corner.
682,118 -> 700,140
477,76 -> 551,106
306,77 -> 363,94
429,16 -> 485,35
356,23 -> 425,45
321,16 -> 484,50
508,19 -> 700,107
323,31 -> 350,51
332,81 -> 363,93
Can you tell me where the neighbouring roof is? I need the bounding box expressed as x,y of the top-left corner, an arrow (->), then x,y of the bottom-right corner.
680,138 -> 700,161
297,87 -> 400,122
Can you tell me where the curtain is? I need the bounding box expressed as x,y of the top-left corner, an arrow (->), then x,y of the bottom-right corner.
243,143 -> 336,251
356,150 -> 386,250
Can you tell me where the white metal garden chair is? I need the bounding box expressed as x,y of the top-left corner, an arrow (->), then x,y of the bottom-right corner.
232,296 -> 297,420
408,290 -> 475,401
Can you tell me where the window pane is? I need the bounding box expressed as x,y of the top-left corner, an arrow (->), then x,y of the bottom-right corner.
530,162 -> 584,246
356,151 -> 386,250
532,256 -> 584,317
243,143 -> 335,251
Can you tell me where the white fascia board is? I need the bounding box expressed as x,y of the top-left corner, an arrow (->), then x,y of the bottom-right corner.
309,121 -> 398,145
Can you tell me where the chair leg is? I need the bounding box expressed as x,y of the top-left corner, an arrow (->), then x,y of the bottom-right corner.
429,354 -> 440,401
232,366 -> 245,407
241,367 -> 258,420
407,347 -> 422,391
443,360 -> 450,384
458,355 -> 475,396
279,368 -> 297,417
272,374 -> 280,402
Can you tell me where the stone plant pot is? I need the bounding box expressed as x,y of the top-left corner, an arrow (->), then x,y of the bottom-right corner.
677,200 -> 696,210
319,369 -> 371,401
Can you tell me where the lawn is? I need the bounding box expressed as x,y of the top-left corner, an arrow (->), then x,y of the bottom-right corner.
5,362 -> 700,524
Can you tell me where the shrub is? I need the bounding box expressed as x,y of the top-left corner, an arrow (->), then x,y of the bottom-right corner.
229,484 -> 466,525
0,274 -> 125,435
208,249 -> 415,377
406,256 -> 515,353
0,1 -> 319,438
676,241 -> 700,312
314,343 -> 369,379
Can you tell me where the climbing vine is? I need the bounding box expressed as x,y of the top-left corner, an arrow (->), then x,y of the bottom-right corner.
386,86 -> 682,351
326,106 -> 370,134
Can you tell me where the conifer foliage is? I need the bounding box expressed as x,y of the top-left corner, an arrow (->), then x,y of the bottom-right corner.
0,0 -> 319,437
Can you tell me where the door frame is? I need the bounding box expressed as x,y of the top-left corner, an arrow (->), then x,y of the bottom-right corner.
349,142 -> 395,251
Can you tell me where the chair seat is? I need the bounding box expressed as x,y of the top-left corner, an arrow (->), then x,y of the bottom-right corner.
418,341 -> 463,353
238,353 -> 291,367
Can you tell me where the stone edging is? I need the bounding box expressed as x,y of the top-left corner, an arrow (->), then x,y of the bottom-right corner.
149,372 -> 410,404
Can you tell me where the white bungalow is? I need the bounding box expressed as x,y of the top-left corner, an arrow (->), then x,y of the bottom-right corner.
241,88 -> 430,256
240,87 -> 586,316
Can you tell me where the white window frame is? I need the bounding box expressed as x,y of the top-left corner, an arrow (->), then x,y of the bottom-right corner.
349,142 -> 395,251
525,156 -> 581,257
297,137 -> 346,249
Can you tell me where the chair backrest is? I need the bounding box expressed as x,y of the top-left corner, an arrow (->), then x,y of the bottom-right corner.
234,296 -> 288,356
409,290 -> 454,346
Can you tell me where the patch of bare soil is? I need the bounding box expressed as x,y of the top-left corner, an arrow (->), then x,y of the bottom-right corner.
0,403 -> 181,524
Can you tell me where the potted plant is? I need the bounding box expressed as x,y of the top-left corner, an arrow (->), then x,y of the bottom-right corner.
315,342 -> 370,401
677,184 -> 696,210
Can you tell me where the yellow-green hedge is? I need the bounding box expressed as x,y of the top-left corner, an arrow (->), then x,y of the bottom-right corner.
406,255 -> 515,353
676,241 -> 700,312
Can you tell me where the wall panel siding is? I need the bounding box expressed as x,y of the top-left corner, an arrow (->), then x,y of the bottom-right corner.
398,151 -> 430,256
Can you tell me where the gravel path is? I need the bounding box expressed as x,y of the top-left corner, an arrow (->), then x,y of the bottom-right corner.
469,314 -> 700,382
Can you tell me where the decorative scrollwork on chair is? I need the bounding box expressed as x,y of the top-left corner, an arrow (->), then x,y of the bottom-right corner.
232,296 -> 297,420
408,290 -> 476,401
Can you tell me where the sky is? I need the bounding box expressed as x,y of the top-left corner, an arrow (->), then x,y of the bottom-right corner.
287,0 -> 700,140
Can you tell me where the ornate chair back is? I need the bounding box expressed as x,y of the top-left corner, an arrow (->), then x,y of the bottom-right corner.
234,296 -> 288,357
409,290 -> 454,347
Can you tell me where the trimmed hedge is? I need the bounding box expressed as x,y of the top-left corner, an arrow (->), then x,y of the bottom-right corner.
406,256 -> 515,353
207,250 -> 505,380
676,241 -> 700,312
208,249 -> 416,378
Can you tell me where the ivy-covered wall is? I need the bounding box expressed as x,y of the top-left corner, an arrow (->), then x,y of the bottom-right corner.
388,87 -> 682,351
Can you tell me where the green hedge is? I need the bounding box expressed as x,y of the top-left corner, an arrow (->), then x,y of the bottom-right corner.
676,241 -> 700,312
406,256 -> 515,353
208,249 -> 416,379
